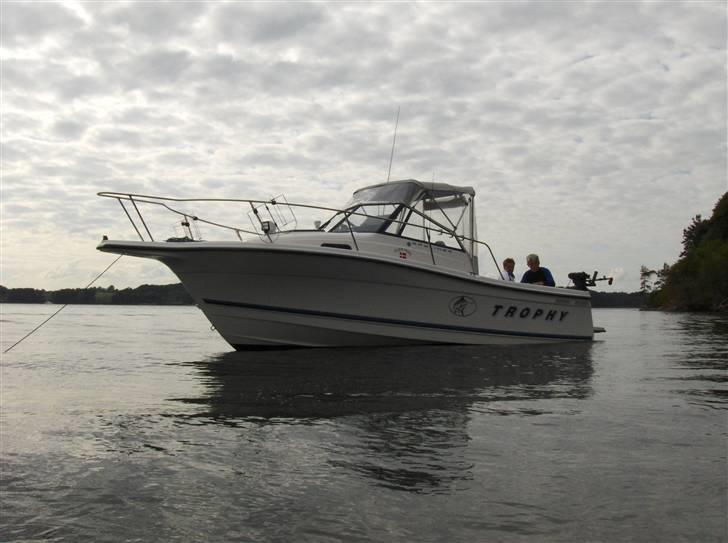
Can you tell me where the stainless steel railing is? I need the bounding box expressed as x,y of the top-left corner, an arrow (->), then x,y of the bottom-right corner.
98,192 -> 501,276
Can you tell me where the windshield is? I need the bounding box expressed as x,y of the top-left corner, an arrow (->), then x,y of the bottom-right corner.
350,183 -> 421,206
329,204 -> 405,234
321,180 -> 477,256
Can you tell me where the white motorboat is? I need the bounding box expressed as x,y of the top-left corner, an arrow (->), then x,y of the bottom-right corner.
97,179 -> 601,349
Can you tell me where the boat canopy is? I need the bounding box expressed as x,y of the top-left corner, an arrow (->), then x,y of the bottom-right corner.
323,179 -> 478,268
351,179 -> 475,206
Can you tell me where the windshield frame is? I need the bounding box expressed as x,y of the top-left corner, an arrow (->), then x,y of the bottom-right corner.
319,180 -> 476,255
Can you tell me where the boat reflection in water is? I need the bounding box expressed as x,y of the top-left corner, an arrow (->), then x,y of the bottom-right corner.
175,343 -> 594,494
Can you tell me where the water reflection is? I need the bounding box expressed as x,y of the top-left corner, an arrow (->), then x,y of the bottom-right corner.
665,313 -> 728,408
174,343 -> 594,494
176,343 -> 595,420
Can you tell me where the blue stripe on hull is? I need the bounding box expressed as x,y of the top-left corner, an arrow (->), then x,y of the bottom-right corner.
202,298 -> 592,342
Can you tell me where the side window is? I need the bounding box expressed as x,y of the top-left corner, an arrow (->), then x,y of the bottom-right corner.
392,201 -> 462,249
399,218 -> 425,241
384,206 -> 409,235
394,202 -> 425,240
426,224 -> 461,249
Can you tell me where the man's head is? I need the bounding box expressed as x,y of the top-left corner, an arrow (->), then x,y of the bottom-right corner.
503,257 -> 515,274
526,253 -> 540,271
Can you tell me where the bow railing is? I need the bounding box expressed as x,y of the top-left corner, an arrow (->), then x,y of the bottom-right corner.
98,191 -> 501,276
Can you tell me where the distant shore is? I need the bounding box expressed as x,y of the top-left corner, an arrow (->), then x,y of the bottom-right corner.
0,284 -> 193,305
0,284 -> 646,309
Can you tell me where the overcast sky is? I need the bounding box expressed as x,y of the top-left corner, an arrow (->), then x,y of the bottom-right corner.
1,0 -> 726,292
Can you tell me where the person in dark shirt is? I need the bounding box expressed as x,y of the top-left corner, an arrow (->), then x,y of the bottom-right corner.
520,253 -> 555,286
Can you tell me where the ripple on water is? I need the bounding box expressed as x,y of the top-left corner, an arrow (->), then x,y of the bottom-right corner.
1,307 -> 726,542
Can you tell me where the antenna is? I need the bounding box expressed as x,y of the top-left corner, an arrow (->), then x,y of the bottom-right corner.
386,106 -> 400,183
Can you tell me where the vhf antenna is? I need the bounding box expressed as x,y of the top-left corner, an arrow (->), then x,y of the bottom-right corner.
386,106 -> 400,183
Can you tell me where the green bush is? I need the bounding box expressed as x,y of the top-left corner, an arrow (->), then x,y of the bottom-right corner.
651,193 -> 728,312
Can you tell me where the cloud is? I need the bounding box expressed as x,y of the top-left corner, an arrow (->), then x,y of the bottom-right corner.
1,1 -> 85,47
51,119 -> 88,140
121,49 -> 194,86
0,1 -> 725,291
213,2 -> 328,44
93,1 -> 208,39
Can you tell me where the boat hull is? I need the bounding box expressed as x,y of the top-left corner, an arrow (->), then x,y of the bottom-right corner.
98,241 -> 595,348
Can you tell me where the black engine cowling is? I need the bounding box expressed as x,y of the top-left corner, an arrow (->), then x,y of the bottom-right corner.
568,271 -> 614,290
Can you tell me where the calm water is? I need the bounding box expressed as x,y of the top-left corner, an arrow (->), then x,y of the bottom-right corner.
1,305 -> 726,542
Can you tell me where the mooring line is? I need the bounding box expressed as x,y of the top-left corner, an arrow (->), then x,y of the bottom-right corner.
3,255 -> 124,354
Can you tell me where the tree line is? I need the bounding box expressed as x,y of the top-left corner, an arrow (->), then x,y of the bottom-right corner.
641,191 -> 728,312
0,284 -> 194,305
0,282 -> 646,308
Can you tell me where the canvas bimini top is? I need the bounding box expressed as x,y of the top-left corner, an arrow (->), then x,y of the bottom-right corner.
351,179 -> 476,207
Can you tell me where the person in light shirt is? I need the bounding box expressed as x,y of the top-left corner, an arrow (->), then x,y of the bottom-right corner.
500,257 -> 516,281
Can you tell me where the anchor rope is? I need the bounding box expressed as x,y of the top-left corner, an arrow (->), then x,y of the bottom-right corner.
3,255 -> 124,354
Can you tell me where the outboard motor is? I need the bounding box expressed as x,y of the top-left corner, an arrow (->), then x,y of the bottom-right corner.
568,272 -> 590,290
568,271 -> 614,290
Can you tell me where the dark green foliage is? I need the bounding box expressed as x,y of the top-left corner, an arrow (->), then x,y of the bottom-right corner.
645,192 -> 728,312
639,265 -> 656,293
680,215 -> 709,257
661,239 -> 728,311
4,287 -> 47,303
110,284 -> 193,305
49,288 -> 98,304
0,284 -> 194,305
